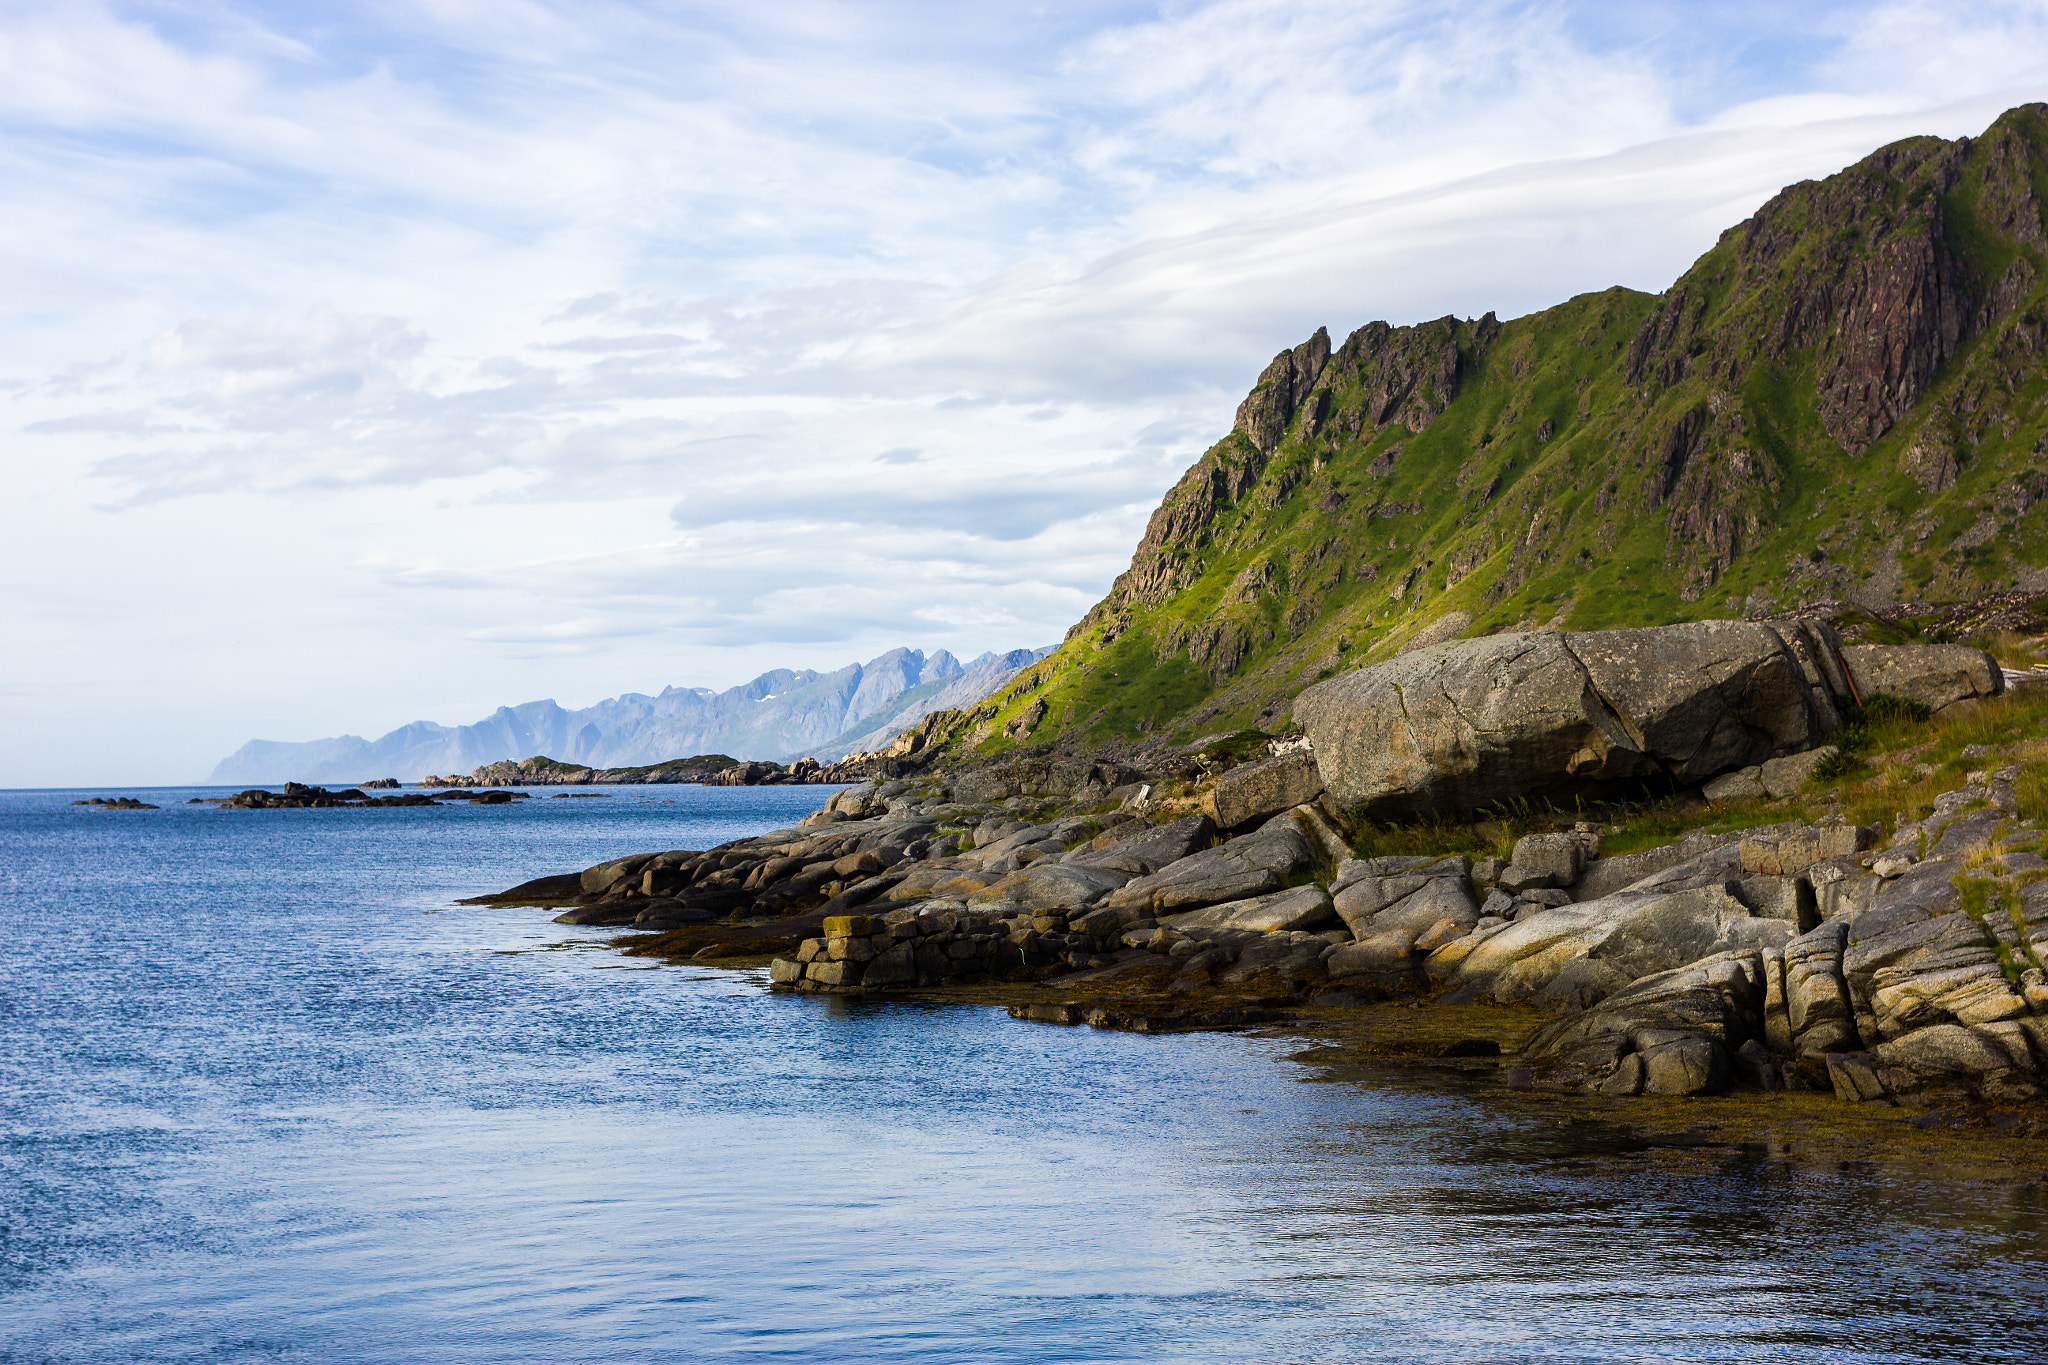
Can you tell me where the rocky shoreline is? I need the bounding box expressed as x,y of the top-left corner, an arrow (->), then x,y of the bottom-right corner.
470,617 -> 2048,1136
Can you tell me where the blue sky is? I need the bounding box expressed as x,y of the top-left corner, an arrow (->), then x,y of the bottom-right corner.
5,0 -> 2048,784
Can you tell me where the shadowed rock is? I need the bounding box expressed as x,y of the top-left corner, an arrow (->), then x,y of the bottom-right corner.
1296,620 -> 1855,818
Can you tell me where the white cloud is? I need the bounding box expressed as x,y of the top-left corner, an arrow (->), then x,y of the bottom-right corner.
3,0 -> 2048,783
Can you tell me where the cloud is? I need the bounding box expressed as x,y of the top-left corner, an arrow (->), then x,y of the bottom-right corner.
669,477 -> 1155,542
4,0 -> 2048,782
466,616 -> 661,646
23,409 -> 184,435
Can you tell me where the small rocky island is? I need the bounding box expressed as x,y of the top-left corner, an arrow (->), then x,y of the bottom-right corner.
475,616 -> 2048,1128
206,783 -> 530,808
422,752 -> 870,789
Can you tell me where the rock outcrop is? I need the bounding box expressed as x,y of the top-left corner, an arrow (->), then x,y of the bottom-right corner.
1471,763 -> 2044,1107
1841,644 -> 2008,715
459,105 -> 2048,1134
1210,749 -> 1324,831
430,752 -> 888,789
924,104 -> 2048,764
1294,619 -> 1997,818
467,754 -> 739,786
480,692 -> 2048,1120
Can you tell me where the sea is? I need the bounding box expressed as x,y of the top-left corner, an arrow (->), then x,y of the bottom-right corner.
3,782 -> 2046,1363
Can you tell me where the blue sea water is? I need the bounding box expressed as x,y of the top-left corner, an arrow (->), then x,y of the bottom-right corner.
3,783 -> 2047,1364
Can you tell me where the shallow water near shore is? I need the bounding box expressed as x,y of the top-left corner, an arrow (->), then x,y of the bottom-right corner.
4,784 -> 2047,1363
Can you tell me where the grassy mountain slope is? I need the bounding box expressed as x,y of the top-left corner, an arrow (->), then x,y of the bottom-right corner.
921,104 -> 2048,761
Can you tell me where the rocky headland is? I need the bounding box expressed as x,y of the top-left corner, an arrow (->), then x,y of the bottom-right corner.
471,614 -> 2048,1132
467,107 -> 2048,1144
887,105 -> 2048,765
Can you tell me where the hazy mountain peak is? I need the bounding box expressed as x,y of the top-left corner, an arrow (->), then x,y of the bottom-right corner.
207,645 -> 1043,783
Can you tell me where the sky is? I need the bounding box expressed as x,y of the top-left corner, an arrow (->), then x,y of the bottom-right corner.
6,1 -> 2048,786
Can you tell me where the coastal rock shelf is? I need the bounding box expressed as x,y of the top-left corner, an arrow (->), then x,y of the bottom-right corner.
469,618 -> 2048,1123
481,760 -> 2048,1111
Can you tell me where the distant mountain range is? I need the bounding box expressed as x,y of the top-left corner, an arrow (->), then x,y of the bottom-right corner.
207,646 -> 1051,785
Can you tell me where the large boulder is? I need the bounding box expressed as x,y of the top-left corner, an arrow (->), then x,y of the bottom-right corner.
1293,620 -> 1842,818
1210,750 -> 1324,831
1841,644 -> 2003,714
1294,631 -> 1645,818
1565,621 -> 1827,779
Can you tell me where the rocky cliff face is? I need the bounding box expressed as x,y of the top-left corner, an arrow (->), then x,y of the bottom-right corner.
944,104 -> 2048,757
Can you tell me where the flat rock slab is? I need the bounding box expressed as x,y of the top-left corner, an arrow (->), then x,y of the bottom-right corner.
1104,819 -> 1314,916
1069,815 -> 1215,877
970,861 -> 1129,912
1163,885 -> 1336,934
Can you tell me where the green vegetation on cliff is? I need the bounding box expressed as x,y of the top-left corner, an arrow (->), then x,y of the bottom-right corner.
923,105 -> 2048,758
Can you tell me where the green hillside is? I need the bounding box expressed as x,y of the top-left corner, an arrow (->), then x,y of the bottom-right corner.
922,104 -> 2048,760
